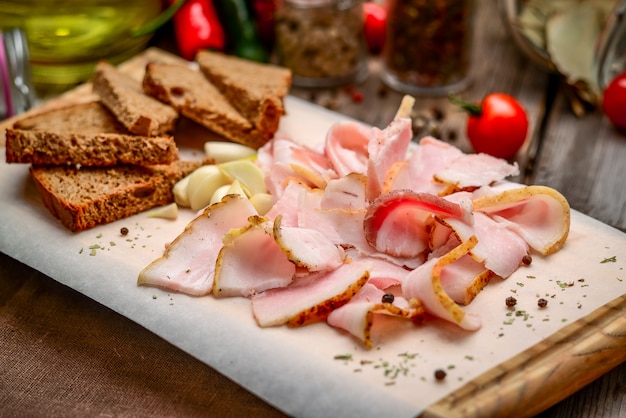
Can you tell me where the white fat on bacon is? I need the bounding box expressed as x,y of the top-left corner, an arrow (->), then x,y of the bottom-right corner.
402,236 -> 482,331
441,212 -> 529,279
324,120 -> 371,177
251,261 -> 372,327
327,283 -> 424,348
213,220 -> 296,298
137,195 -> 258,296
273,215 -> 346,272
434,153 -> 520,191
473,185 -> 571,255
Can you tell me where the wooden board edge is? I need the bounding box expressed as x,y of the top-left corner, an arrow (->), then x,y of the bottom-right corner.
421,293 -> 626,418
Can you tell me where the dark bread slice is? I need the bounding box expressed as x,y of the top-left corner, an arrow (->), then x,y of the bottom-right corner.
5,101 -> 179,166
142,62 -> 272,149
30,160 -> 203,232
92,61 -> 179,136
195,50 -> 292,134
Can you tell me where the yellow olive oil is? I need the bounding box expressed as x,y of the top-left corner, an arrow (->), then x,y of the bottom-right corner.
0,0 -> 162,90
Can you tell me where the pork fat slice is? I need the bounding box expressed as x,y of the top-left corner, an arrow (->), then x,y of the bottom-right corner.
138,195 -> 258,295
251,261 -> 372,327
327,283 -> 424,348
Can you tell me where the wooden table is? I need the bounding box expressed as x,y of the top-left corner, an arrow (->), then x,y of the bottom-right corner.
1,0 -> 625,417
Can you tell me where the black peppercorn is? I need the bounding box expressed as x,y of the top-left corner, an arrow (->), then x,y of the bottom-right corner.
505,296 -> 517,308
381,293 -> 395,304
537,298 -> 548,308
120,227 -> 129,236
522,254 -> 533,265
434,369 -> 447,381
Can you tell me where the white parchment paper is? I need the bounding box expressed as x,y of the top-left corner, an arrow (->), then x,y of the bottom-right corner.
1,97 -> 625,418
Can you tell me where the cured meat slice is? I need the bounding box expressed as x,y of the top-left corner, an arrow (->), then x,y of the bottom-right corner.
442,212 -> 529,279
404,136 -> 464,195
363,190 -> 472,258
472,185 -> 571,255
402,236 -> 482,331
213,221 -> 296,297
324,120 -> 371,177
439,254 -> 493,305
434,153 -> 520,190
327,283 -> 425,348
137,195 -> 258,296
366,117 -> 413,201
258,135 -> 336,198
251,261 -> 372,327
273,215 -> 346,272
320,173 -> 368,211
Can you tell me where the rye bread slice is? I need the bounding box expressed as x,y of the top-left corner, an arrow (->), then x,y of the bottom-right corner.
30,160 -> 203,232
5,101 -> 179,166
92,61 -> 179,136
142,62 -> 272,149
195,50 -> 292,134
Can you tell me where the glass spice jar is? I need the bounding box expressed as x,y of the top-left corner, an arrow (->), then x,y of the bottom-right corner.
273,0 -> 369,87
594,0 -> 626,91
381,0 -> 475,96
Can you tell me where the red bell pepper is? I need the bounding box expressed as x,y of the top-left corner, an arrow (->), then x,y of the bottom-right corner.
171,0 -> 225,60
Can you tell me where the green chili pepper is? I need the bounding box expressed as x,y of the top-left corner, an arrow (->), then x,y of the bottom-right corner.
213,0 -> 269,62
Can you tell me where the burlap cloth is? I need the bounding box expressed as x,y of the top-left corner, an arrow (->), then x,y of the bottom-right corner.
0,252 -> 287,418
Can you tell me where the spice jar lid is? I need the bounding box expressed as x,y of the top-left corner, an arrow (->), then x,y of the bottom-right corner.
1,28 -> 36,119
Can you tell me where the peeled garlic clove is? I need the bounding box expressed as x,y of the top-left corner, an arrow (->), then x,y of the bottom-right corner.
210,184 -> 232,206
173,175 -> 192,207
204,142 -> 257,163
187,165 -> 230,211
249,193 -> 274,216
148,203 -> 179,220
218,160 -> 267,197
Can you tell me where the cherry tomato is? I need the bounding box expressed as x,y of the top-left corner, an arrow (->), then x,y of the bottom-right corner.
363,2 -> 387,54
602,71 -> 626,130
453,93 -> 529,159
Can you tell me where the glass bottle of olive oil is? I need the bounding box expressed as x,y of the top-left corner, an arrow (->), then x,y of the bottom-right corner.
0,0 -> 162,92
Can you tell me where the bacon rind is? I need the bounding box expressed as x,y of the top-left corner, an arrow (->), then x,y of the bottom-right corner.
251,261 -> 372,327
137,195 -> 257,296
402,236 -> 482,330
472,185 -> 571,255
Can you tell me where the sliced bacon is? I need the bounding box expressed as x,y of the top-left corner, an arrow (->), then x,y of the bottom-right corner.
472,185 -> 571,255
251,261 -> 372,327
402,236 -> 482,331
260,135 -> 336,198
273,215 -> 346,272
440,254 -> 493,305
320,173 -> 368,211
137,195 -> 258,296
327,283 -> 425,348
366,117 -> 413,201
434,153 -> 520,191
363,189 -> 472,258
404,136 -> 464,195
324,120 -> 371,177
441,212 -> 529,279
213,221 -> 295,297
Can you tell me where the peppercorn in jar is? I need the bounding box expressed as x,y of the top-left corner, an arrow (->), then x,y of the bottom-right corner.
381,0 -> 475,95
274,0 -> 369,87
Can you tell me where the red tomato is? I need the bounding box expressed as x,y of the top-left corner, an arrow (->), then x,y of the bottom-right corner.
363,2 -> 387,54
458,93 -> 529,159
602,71 -> 626,130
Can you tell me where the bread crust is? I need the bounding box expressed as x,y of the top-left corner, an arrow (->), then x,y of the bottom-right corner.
30,160 -> 202,232
5,101 -> 179,166
93,61 -> 179,136
196,51 -> 292,134
143,62 -> 272,149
